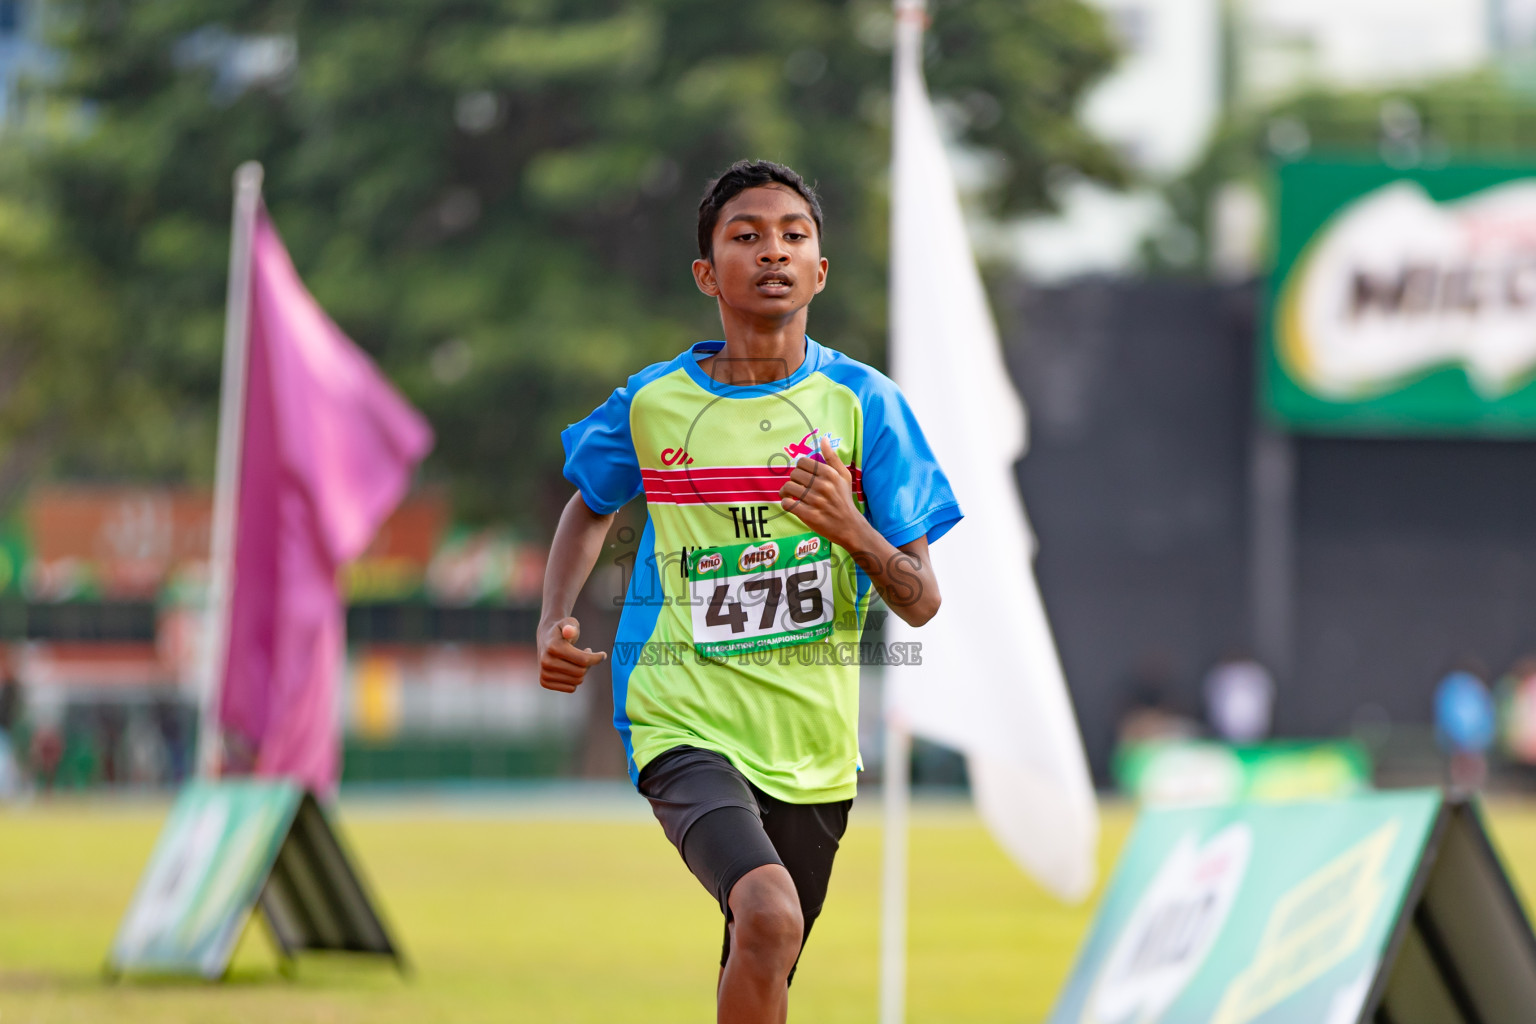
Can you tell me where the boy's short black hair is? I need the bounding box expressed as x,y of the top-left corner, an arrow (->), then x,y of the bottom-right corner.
697,160 -> 823,259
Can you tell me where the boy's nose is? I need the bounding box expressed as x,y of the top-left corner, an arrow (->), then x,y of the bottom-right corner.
759,250 -> 789,263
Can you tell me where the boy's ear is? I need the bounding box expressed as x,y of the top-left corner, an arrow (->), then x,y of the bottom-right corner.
813,255 -> 828,295
692,257 -> 721,298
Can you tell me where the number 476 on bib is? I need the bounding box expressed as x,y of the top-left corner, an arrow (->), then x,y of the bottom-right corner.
688,532 -> 835,658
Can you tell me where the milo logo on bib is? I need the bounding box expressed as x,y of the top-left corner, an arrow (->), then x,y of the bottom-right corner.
688,531 -> 835,658
738,542 -> 779,573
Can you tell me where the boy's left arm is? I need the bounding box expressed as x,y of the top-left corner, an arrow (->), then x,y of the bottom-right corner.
780,438 -> 940,628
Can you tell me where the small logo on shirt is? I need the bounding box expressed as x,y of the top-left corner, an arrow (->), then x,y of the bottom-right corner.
784,428 -> 841,462
738,542 -> 779,573
694,552 -> 723,575
794,537 -> 821,560
661,447 -> 695,466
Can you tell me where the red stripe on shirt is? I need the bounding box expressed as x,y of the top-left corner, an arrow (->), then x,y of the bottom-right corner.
642,465 -> 864,505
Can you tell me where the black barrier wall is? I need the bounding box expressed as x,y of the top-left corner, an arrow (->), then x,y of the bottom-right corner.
1005,278 -> 1536,780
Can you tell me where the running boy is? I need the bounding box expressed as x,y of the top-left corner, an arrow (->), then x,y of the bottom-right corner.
538,160 -> 961,1023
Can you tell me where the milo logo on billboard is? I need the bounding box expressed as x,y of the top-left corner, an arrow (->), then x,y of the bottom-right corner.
1266,161 -> 1536,434
1046,792 -> 1490,1024
1080,825 -> 1252,1024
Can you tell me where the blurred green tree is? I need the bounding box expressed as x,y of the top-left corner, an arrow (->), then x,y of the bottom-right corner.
1149,73 -> 1536,275
24,0 -> 1123,530
0,147 -> 128,516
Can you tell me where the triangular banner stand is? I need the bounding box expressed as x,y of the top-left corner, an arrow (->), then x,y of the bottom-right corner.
1372,797 -> 1536,1023
1048,789 -> 1536,1024
106,779 -> 404,980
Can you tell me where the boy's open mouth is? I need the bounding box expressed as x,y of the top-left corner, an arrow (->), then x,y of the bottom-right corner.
756,271 -> 794,294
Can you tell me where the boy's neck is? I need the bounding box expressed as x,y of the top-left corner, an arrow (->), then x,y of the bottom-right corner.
700,315 -> 809,386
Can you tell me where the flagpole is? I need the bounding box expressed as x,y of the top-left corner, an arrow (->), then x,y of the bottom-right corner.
196,160 -> 264,780
879,713 -> 912,1024
880,3 -> 926,1021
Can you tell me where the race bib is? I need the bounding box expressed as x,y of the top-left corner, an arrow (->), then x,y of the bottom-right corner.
687,532 -> 835,658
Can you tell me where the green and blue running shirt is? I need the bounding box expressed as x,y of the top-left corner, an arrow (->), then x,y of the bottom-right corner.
561,337 -> 962,803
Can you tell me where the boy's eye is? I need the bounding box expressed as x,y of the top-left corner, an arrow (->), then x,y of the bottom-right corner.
734,232 -> 758,242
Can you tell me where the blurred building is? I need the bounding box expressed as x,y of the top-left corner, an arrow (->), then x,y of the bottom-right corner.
1015,0 -> 1496,280
1011,153 -> 1536,786
1007,277 -> 1536,779
1237,0 -> 1488,106
1012,0 -> 1221,279
1497,0 -> 1536,54
0,487 -> 572,789
0,0 -> 295,131
0,0 -> 48,126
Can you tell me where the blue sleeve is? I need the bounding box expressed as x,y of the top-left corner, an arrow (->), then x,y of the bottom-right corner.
861,380 -> 964,548
561,385 -> 641,514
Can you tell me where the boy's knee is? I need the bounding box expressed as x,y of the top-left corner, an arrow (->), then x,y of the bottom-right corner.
729,867 -> 804,959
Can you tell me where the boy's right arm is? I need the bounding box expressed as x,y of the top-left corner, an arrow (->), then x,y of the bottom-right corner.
538,492 -> 615,693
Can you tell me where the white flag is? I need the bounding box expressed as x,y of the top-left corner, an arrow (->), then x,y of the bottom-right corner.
885,2 -> 1098,902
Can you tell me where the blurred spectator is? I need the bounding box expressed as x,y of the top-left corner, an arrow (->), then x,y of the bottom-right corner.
95,704 -> 126,784
155,699 -> 190,784
58,727 -> 99,788
0,660 -> 20,797
1116,653 -> 1200,747
1495,657 -> 1536,766
29,724 -> 62,790
0,664 -> 20,734
1434,662 -> 1496,790
0,732 -> 16,797
1202,652 -> 1275,744
124,711 -> 167,785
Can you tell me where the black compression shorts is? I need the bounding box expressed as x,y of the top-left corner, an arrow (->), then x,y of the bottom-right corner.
637,745 -> 852,980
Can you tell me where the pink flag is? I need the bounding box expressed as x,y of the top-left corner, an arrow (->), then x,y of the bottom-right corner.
218,206 -> 433,795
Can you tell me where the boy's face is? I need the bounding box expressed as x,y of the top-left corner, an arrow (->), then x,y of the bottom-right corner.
692,185 -> 828,321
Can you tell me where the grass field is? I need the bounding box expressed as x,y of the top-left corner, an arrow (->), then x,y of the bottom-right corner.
2,792 -> 1534,1023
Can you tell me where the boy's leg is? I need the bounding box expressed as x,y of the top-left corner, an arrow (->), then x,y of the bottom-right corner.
752,786 -> 853,984
638,747 -> 852,1021
717,862 -> 801,1024
638,747 -> 800,1023
712,792 -> 850,1024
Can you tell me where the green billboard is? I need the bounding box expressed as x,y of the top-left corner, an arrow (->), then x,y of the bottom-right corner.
108,779 -> 403,979
1048,790 -> 1536,1023
109,780 -> 300,977
1266,160 -> 1536,435
1112,739 -> 1371,806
